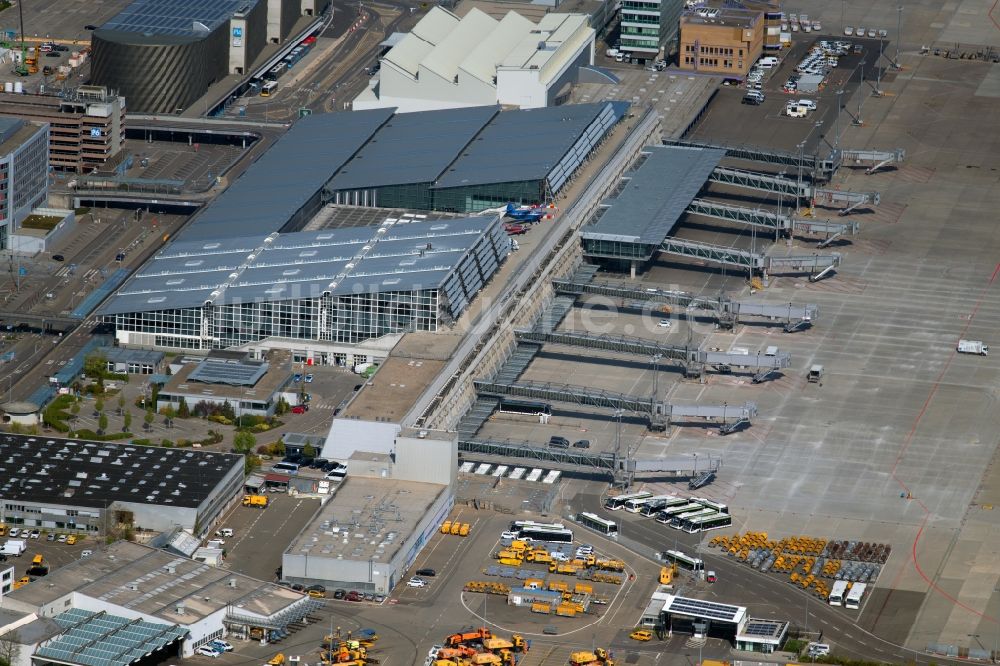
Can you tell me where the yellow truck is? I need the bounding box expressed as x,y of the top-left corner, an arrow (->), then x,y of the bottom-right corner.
459,523 -> 470,537
440,520 -> 452,534
449,522 -> 462,536
242,494 -> 268,508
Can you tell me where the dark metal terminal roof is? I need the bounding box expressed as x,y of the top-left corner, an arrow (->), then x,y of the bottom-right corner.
176,109 -> 395,242
328,105 -> 500,190
433,102 -> 627,189
582,145 -> 725,245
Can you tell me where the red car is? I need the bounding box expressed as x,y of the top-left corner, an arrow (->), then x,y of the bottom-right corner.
291,405 -> 307,414
504,224 -> 527,235
346,591 -> 362,602
302,35 -> 317,45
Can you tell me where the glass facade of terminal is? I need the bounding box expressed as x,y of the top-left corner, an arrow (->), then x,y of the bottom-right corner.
328,178 -> 548,213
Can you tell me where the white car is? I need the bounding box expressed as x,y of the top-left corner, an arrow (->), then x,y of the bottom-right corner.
550,552 -> 570,562
812,21 -> 821,31
867,28 -> 876,38
857,26 -> 866,37
807,643 -> 830,657
217,528 -> 234,537
196,646 -> 222,658
844,26 -> 854,36
29,530 -> 40,539
8,528 -> 18,538
796,99 -> 817,110
658,319 -> 672,328
501,531 -> 519,540
878,29 -> 888,38
407,578 -> 427,588
786,106 -> 808,118
211,641 -> 234,652
81,550 -> 93,558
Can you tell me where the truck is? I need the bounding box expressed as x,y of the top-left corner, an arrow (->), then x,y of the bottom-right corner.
2,540 -> 26,556
958,339 -> 988,356
807,364 -> 824,383
242,494 -> 269,508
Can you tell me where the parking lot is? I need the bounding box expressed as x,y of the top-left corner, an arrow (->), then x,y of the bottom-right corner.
2,529 -> 95,584
216,494 -> 321,582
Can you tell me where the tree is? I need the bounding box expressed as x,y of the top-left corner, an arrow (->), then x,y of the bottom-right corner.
98,412 -> 108,434
117,395 -> 126,415
163,406 -> 176,429
143,409 -> 155,431
244,454 -> 262,475
95,397 -> 104,414
221,401 -> 236,421
233,431 -> 256,455
83,352 -> 107,380
70,401 -> 80,421
302,442 -> 316,458
177,397 -> 190,418
123,410 -> 132,432
274,396 -> 290,416
0,630 -> 20,666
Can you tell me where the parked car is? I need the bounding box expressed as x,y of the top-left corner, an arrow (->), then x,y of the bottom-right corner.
306,584 -> 326,593
196,646 -> 222,658
548,436 -> 570,449
81,550 -> 93,557
346,590 -> 363,600
333,589 -> 347,599
415,568 -> 437,577
304,374 -> 314,383
291,405 -> 307,414
406,578 -> 427,588
46,533 -> 56,541
706,571 -> 717,583
210,640 -> 233,652
573,439 -> 591,448
293,373 -> 302,382
29,530 -> 40,539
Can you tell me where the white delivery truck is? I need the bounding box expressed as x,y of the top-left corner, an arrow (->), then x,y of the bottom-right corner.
957,340 -> 988,356
2,539 -> 26,556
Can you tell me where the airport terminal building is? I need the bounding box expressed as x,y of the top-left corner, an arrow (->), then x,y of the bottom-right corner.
91,0 -> 317,113
99,104 -> 625,352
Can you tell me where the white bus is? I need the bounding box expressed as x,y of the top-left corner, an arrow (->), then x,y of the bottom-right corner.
260,81 -> 278,97
845,582 -> 867,609
578,512 -> 619,537
669,508 -> 717,529
654,502 -> 704,523
624,496 -> 658,513
693,498 -> 730,514
663,549 -> 704,573
605,491 -> 653,511
510,520 -> 574,544
828,580 -> 849,606
683,512 -> 732,533
639,496 -> 687,517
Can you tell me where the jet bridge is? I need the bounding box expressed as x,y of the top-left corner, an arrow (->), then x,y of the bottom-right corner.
473,378 -> 758,432
709,167 -> 880,214
513,328 -> 790,382
662,137 -> 839,181
658,237 -> 841,280
457,438 -> 722,482
837,148 -> 906,175
550,278 -> 819,332
686,198 -> 860,247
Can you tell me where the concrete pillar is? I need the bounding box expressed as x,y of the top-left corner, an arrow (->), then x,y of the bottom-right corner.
630,260 -> 637,280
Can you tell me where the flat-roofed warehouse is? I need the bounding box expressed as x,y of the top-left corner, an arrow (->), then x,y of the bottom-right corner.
0,435 -> 243,537
1,541 -> 320,658
90,0 -> 319,114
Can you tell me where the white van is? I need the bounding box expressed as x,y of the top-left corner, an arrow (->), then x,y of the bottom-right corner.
758,56 -> 779,68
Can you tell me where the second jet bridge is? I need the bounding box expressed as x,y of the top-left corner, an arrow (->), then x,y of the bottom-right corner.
551,277 -> 819,332
686,198 -> 860,247
513,328 -> 790,382
473,378 -> 758,433
709,166 -> 880,215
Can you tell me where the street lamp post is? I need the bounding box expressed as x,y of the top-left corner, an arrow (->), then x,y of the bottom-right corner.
856,61 -> 866,125
834,90 -> 844,149
875,36 -> 884,95
894,5 -> 903,69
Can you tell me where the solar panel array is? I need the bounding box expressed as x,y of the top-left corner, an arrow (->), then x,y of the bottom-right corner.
188,359 -> 269,386
666,596 -> 742,623
101,0 -> 260,37
37,608 -> 186,666
742,620 -> 785,637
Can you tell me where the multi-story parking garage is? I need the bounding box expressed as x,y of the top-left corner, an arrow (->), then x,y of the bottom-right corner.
91,0 -> 315,113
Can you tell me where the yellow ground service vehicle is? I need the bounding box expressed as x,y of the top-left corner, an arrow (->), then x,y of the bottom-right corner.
243,494 -> 268,507
440,521 -> 452,534
659,564 -> 677,585
450,522 -> 462,536
66,535 -> 78,545
630,630 -> 652,641
459,523 -> 470,537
